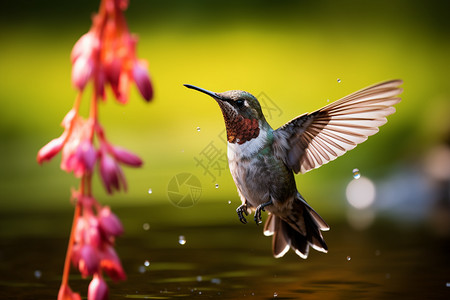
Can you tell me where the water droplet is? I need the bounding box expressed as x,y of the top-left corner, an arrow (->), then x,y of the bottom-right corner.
446,282 -> 450,287
211,278 -> 221,284
273,292 -> 278,298
196,127 -> 201,132
196,275 -> 203,282
352,168 -> 361,179
144,260 -> 150,267
34,270 -> 42,279
198,291 -> 202,295
148,188 -> 153,194
327,99 -> 330,102
215,183 -> 219,189
178,235 -> 186,245
143,223 -> 150,231
346,256 -> 351,261
138,265 -> 146,273
228,200 -> 231,204
337,78 -> 341,83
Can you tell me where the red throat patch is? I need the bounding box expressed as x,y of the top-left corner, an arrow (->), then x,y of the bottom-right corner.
225,115 -> 260,144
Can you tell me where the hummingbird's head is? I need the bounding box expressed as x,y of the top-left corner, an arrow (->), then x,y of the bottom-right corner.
185,84 -> 267,144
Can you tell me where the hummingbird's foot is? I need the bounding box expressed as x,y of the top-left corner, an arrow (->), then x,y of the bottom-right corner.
254,200 -> 273,225
236,204 -> 249,224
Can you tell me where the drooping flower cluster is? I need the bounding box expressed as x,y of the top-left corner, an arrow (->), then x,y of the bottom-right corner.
37,109 -> 142,193
71,0 -> 153,102
37,0 -> 152,299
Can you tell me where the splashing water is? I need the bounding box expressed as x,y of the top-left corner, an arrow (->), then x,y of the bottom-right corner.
148,188 -> 153,194
144,260 -> 150,267
352,168 -> 361,179
346,256 -> 351,261
196,127 -> 201,132
178,235 -> 186,245
337,78 -> 341,83
215,184 -> 219,189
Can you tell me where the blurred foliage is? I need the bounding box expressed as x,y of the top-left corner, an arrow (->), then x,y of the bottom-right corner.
0,0 -> 449,218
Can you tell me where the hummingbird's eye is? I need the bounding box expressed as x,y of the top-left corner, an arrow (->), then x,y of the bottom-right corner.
235,99 -> 245,108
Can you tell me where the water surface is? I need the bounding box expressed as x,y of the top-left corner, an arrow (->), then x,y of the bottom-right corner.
0,205 -> 449,299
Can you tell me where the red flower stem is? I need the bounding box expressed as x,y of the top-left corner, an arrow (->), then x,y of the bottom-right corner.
60,176 -> 85,289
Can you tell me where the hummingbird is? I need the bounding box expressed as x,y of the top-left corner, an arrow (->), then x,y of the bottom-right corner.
185,80 -> 403,258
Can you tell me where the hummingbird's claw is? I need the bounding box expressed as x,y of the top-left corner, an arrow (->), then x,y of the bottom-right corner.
254,208 -> 263,225
236,204 -> 249,224
254,200 -> 273,225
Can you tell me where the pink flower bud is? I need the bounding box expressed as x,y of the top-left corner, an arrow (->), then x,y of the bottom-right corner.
62,109 -> 77,129
100,246 -> 126,281
132,60 -> 153,101
71,244 -> 81,268
71,32 -> 97,63
37,136 -> 65,164
78,244 -> 100,277
88,275 -> 108,300
99,206 -> 124,237
86,220 -> 102,248
110,146 -> 142,167
99,152 -> 127,194
58,284 -> 82,300
72,55 -> 94,91
74,218 -> 87,244
77,140 -> 97,172
104,58 -> 121,91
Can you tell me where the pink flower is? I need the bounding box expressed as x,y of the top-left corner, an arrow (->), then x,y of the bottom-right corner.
72,55 -> 94,91
88,274 -> 108,300
78,245 -> 100,277
132,60 -> 153,101
62,139 -> 97,177
99,150 -> 127,194
37,109 -> 77,164
100,246 -> 126,282
60,118 -> 97,177
86,219 -> 102,248
110,145 -> 142,167
71,32 -> 100,91
37,135 -> 66,164
71,32 -> 99,63
70,1 -> 153,102
98,206 -> 124,237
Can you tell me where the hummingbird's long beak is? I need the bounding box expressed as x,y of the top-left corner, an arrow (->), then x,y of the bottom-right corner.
184,84 -> 222,100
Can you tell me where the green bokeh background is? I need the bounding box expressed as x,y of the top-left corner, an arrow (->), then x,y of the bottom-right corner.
1,0 -> 449,222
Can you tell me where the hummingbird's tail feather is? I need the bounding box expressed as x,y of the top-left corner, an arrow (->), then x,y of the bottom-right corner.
264,199 -> 329,259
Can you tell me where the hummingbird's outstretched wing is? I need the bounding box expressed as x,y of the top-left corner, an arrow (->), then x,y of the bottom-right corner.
273,80 -> 403,174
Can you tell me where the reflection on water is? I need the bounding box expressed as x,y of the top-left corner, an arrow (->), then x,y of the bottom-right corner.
0,205 -> 449,299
